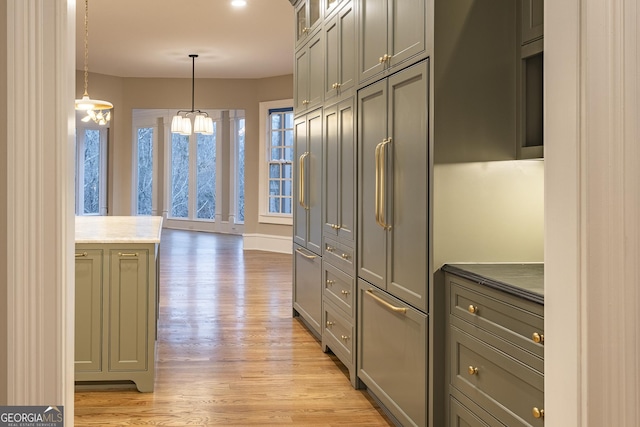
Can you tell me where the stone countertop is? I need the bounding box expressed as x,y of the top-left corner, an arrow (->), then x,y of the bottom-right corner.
441,263 -> 544,305
75,216 -> 163,244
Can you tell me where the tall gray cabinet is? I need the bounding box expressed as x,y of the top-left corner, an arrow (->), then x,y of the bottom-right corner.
291,0 -> 430,425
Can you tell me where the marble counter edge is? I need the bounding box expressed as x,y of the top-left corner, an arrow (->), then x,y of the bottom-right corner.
75,216 -> 163,244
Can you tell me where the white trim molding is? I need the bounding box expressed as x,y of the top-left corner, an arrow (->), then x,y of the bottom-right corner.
5,0 -> 75,414
243,233 -> 293,254
546,0 -> 640,425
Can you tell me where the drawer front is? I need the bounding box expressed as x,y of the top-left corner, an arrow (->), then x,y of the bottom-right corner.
448,275 -> 544,359
323,262 -> 354,317
323,301 -> 354,365
450,396 -> 504,427
323,235 -> 355,275
358,280 -> 427,427
450,326 -> 544,427
293,245 -> 323,336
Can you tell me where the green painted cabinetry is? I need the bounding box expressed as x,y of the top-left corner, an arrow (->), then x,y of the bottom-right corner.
75,243 -> 159,392
324,1 -> 355,103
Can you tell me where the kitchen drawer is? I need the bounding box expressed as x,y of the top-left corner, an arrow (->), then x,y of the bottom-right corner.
323,235 -> 354,275
322,299 -> 356,387
449,396 -> 505,427
450,326 -> 544,427
358,280 -> 427,427
323,261 -> 354,317
293,244 -> 323,337
448,275 -> 544,359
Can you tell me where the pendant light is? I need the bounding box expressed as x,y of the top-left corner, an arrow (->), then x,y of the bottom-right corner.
171,54 -> 214,136
75,0 -> 113,125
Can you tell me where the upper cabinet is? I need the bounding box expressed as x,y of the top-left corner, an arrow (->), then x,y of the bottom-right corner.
324,1 -> 355,102
358,0 -> 427,83
295,0 -> 322,47
521,0 -> 544,45
295,31 -> 324,113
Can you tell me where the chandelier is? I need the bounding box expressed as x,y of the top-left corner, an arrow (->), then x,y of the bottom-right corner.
75,0 -> 113,125
171,54 -> 214,136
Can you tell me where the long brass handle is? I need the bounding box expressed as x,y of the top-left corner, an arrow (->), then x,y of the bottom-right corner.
75,252 -> 88,258
298,152 -> 309,209
295,247 -> 317,260
379,138 -> 392,230
118,252 -> 139,257
365,289 -> 407,314
374,140 -> 385,228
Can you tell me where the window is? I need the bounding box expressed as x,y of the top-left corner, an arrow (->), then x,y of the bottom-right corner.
132,110 -> 160,216
75,122 -> 108,215
236,117 -> 246,223
258,99 -> 294,225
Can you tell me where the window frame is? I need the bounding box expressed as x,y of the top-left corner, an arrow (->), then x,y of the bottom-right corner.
258,99 -> 294,225
75,114 -> 108,216
131,110 -> 161,216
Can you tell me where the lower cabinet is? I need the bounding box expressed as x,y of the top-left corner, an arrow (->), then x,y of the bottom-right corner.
293,244 -> 323,337
445,272 -> 544,427
75,243 -> 158,392
357,280 -> 428,427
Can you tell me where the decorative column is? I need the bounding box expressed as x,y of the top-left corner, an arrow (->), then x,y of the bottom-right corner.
3,0 -> 75,417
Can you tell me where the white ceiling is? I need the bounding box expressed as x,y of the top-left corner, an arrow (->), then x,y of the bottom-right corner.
76,0 -> 294,79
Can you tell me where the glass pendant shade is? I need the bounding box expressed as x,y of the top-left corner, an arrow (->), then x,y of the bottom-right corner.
180,117 -> 192,136
204,117 -> 214,135
193,114 -> 207,134
171,115 -> 183,133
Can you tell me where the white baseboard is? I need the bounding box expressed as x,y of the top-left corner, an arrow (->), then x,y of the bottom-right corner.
243,233 -> 292,254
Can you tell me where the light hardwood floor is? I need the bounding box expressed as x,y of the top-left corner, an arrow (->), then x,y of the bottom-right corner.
74,229 -> 394,426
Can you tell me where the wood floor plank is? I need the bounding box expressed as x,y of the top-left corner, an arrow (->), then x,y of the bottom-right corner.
75,229 -> 393,426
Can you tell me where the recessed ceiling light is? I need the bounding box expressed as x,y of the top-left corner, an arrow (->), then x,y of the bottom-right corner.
231,0 -> 247,6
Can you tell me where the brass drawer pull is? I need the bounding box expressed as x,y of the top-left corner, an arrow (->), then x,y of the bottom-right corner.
366,289 -> 406,314
75,252 -> 88,258
295,247 -> 317,260
532,332 -> 544,344
326,245 -> 335,252
326,280 -> 335,286
341,290 -> 350,296
532,407 -> 544,419
118,252 -> 139,257
468,366 -> 478,376
326,321 -> 334,327
340,253 -> 350,260
468,305 -> 478,314
341,335 -> 350,341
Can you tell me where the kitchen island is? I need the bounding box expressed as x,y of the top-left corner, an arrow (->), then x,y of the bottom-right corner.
75,216 -> 163,392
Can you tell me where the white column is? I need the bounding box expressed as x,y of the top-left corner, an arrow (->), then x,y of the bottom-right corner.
4,0 -> 75,418
546,0 -> 640,425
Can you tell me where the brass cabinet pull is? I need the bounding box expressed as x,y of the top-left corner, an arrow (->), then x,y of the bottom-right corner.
374,140 -> 384,228
468,305 -> 478,314
118,252 -> 139,257
326,245 -> 335,252
379,138 -> 392,230
365,288 -> 406,314
340,253 -> 350,260
378,54 -> 391,64
468,366 -> 479,375
295,247 -> 317,260
341,335 -> 350,340
532,407 -> 544,419
341,290 -> 350,295
532,332 -> 544,344
326,321 -> 334,327
75,252 -> 88,258
298,152 -> 309,209
326,279 -> 335,286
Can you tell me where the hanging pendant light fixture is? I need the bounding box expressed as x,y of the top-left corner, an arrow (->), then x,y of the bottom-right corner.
75,0 -> 113,125
171,54 -> 214,136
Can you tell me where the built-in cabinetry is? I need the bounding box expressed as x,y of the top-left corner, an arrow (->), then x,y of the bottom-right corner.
358,0 -> 427,83
295,31 -> 324,113
324,1 -> 355,102
74,216 -> 162,393
295,0 -> 322,47
443,264 -> 544,427
293,108 -> 324,337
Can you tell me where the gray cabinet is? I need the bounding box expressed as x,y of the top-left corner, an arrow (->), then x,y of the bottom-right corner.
357,60 -> 429,312
357,280 -> 428,427
75,243 -> 159,392
295,0 -> 322,47
445,272 -> 545,427
294,108 -> 323,255
295,31 -> 324,113
323,97 -> 355,246
293,244 -> 323,336
521,0 -> 543,45
324,1 -> 355,102
358,0 -> 427,83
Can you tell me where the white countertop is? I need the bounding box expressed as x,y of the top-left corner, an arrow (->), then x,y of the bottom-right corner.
75,216 -> 163,243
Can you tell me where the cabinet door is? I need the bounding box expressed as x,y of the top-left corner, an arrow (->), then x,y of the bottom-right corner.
294,46 -> 310,112
388,0 -> 426,66
521,0 -> 543,44
357,79 -> 387,289
323,98 -> 354,244
326,1 -> 356,102
357,281 -> 427,427
294,32 -> 323,113
293,244 -> 322,336
294,110 -> 323,254
295,0 -> 322,47
109,249 -> 149,372
75,249 -> 103,373
385,60 -> 429,312
359,0 -> 388,81
324,14 -> 340,101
